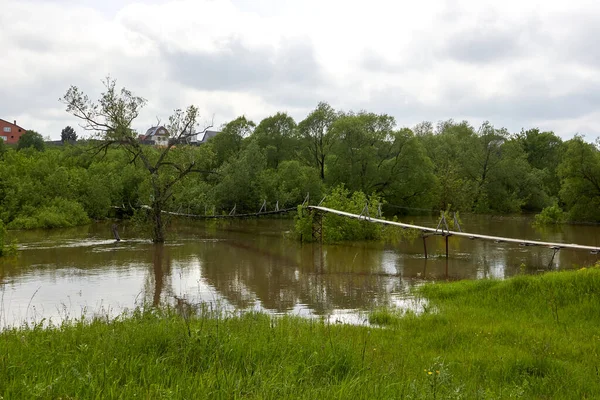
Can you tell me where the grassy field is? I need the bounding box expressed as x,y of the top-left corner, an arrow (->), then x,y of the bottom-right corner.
2,268 -> 600,399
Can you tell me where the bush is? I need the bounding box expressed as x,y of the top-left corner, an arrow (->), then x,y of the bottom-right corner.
7,198 -> 90,229
294,185 -> 383,243
0,219 -> 17,256
534,204 -> 566,225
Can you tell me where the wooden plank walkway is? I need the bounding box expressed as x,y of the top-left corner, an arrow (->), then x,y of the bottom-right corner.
308,206 -> 600,252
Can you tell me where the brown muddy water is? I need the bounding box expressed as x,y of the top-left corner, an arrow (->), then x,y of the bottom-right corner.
0,215 -> 598,327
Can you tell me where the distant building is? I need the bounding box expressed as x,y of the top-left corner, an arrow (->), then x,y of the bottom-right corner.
140,126 -> 170,146
196,130 -> 219,144
0,119 -> 26,144
138,126 -> 220,146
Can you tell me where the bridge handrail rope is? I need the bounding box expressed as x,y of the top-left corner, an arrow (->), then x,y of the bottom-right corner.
307,205 -> 600,252
359,202 -> 370,220
137,203 -> 600,252
435,211 -> 450,234
453,212 -> 462,232
302,193 -> 310,207
159,206 -> 297,219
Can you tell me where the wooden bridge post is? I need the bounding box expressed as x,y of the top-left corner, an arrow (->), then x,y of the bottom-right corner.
111,224 -> 121,242
445,234 -> 449,259
422,235 -> 428,259
445,234 -> 450,278
311,209 -> 324,243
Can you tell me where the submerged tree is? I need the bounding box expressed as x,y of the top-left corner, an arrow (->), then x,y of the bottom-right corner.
60,77 -> 213,242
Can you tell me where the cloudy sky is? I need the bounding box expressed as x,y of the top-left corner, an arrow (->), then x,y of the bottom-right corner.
2,0 -> 600,140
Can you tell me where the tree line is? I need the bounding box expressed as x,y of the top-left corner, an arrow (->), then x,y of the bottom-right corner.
1,80 -> 599,242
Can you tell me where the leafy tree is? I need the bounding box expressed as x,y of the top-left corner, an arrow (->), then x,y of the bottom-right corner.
418,120 -> 477,211
210,116 -> 255,168
212,141 -> 268,212
558,136 -> 600,221
515,128 -> 563,198
60,77 -> 214,242
252,112 -> 297,169
61,126 -> 78,143
17,130 -> 45,151
297,102 -> 337,180
413,121 -> 434,136
326,112 -> 437,211
328,112 -> 396,192
260,161 -> 324,208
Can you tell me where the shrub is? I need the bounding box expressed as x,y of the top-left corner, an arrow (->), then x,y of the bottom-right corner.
534,204 -> 566,225
294,185 -> 383,243
7,198 -> 90,229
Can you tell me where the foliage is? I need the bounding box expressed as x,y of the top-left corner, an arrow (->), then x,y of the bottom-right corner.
212,141 -> 268,212
2,270 -> 600,397
251,112 -> 297,169
534,204 -> 566,225
60,125 -> 77,143
17,130 -> 45,151
61,77 -> 214,242
0,85 -> 596,236
7,198 -> 90,229
294,185 -> 385,243
297,102 -> 338,180
558,136 -> 600,222
210,116 -> 255,168
0,219 -> 16,257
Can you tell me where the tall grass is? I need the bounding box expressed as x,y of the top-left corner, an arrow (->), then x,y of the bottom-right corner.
2,268 -> 600,398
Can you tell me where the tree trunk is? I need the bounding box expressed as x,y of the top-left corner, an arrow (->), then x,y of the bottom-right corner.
152,201 -> 165,243
150,174 -> 166,243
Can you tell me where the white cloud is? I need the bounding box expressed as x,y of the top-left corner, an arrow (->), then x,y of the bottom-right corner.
1,0 -> 600,140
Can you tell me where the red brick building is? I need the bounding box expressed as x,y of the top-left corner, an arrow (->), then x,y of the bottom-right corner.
0,119 -> 26,144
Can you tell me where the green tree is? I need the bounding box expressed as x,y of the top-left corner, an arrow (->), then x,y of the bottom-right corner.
327,112 -> 437,210
515,128 -> 563,198
0,137 -> 6,159
61,126 -> 78,143
212,141 -> 268,212
558,136 -> 600,221
210,116 -> 255,168
418,120 -> 477,211
60,77 -> 214,242
17,130 -> 45,151
252,112 -> 297,169
297,102 -> 337,180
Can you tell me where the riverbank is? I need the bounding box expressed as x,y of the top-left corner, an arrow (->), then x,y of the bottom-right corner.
2,267 -> 600,399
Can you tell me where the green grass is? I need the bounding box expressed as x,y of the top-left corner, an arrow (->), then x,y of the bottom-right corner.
2,268 -> 600,399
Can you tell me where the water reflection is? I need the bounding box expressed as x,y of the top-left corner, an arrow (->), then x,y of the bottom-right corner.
0,216 -> 598,327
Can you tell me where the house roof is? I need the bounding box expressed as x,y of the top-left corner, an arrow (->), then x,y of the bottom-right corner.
0,119 -> 25,130
145,126 -> 169,138
198,130 -> 219,143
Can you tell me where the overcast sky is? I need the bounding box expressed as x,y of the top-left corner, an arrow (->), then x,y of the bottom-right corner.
2,0 -> 600,140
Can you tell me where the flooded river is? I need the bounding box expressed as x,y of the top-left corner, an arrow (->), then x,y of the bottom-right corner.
0,214 -> 598,327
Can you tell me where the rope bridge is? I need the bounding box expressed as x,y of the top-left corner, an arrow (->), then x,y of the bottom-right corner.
132,199 -> 600,254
